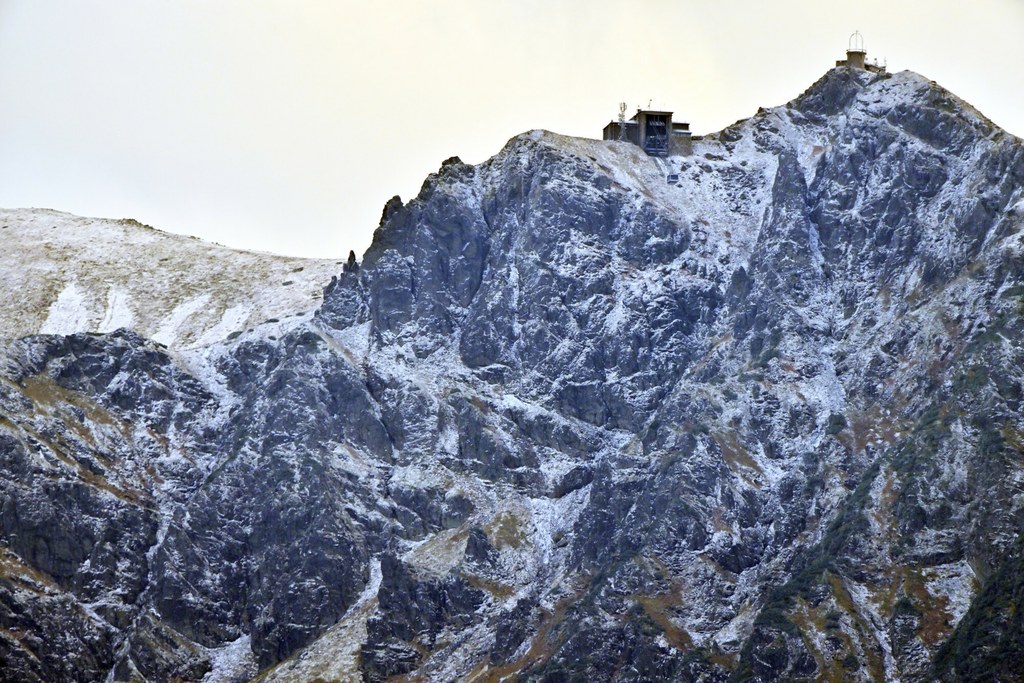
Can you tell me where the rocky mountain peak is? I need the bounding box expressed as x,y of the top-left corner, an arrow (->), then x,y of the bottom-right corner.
2,68 -> 1024,682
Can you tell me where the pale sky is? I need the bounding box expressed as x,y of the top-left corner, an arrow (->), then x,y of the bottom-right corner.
1,1 -> 1022,258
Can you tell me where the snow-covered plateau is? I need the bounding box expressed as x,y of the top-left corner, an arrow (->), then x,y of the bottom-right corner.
1,67 -> 1024,682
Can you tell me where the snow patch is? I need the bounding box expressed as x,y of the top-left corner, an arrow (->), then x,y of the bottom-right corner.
923,560 -> 977,628
153,295 -> 212,347
201,635 -> 256,683
194,303 -> 253,348
97,286 -> 135,333
40,280 -> 93,335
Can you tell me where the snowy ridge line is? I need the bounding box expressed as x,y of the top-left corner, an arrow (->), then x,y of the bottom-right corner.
0,208 -> 345,348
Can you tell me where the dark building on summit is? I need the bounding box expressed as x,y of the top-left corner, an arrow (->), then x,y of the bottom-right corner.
603,109 -> 692,156
604,34 -> 883,158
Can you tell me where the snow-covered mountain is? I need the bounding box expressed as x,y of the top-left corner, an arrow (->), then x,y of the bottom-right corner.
2,67 -> 1024,682
0,209 -> 345,348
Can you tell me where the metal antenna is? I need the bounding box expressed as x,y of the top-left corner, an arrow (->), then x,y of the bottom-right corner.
618,102 -> 627,141
848,30 -> 865,52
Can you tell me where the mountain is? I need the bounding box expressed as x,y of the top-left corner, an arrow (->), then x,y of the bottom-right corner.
2,67 -> 1024,682
0,208 -> 344,348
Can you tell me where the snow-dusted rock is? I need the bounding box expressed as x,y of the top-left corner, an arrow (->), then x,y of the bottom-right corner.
2,67 -> 1024,682
0,209 -> 344,348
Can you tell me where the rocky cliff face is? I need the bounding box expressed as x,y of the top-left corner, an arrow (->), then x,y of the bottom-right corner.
2,67 -> 1024,682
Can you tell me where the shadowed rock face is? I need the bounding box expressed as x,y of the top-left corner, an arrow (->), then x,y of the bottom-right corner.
2,67 -> 1024,682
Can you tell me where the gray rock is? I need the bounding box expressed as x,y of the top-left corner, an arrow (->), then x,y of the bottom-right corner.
2,67 -> 1024,681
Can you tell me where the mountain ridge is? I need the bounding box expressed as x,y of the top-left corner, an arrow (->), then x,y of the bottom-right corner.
2,66 -> 1024,682
0,208 -> 344,349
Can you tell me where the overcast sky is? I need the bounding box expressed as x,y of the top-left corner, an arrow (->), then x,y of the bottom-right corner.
1,1 -> 1022,258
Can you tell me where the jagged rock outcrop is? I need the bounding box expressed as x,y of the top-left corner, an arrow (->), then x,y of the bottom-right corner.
2,67 -> 1024,682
